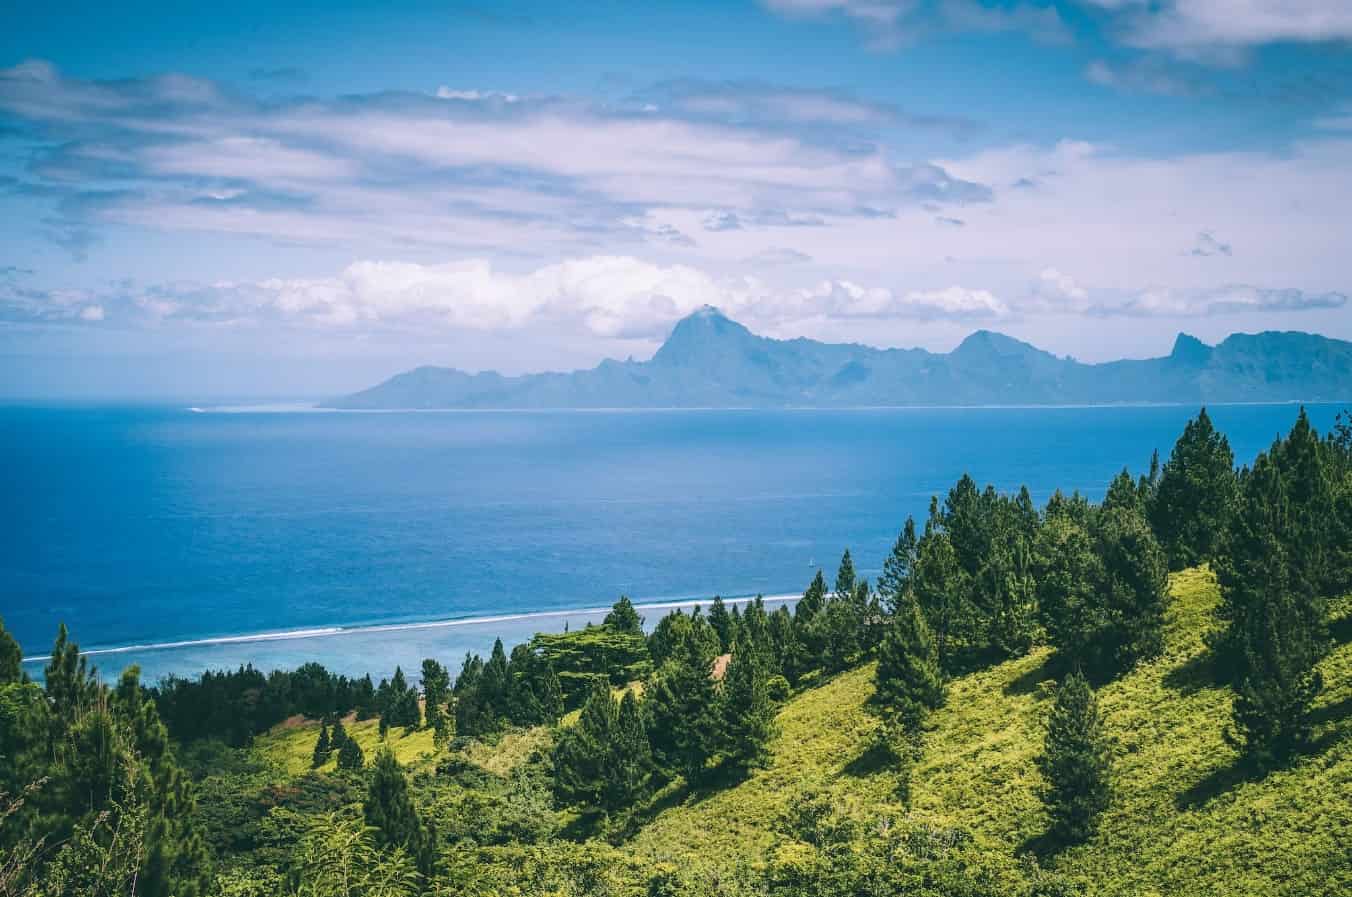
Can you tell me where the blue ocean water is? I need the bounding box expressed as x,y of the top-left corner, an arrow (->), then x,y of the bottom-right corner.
3,403 -> 1343,683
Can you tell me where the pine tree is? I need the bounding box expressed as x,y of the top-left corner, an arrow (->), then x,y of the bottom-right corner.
606,690 -> 652,810
1036,672 -> 1112,845
537,662 -> 565,724
453,652 -> 485,734
767,604 -> 799,682
792,570 -> 829,670
686,607 -> 722,667
0,615 -> 22,684
647,631 -> 720,783
1102,468 -> 1144,515
604,595 -> 644,634
115,666 -> 213,897
1035,514 -> 1105,672
421,658 -> 449,738
708,596 -> 734,653
477,638 -> 511,730
1150,408 -> 1237,570
648,610 -> 693,668
553,680 -> 616,810
364,746 -> 434,873
1214,428 -> 1329,770
982,536 -> 1037,659
1094,506 -> 1169,674
874,592 -> 945,732
913,531 -> 966,669
877,518 -> 919,616
720,645 -> 776,771
330,718 -> 348,750
833,549 -> 856,601
337,732 -> 364,770
740,595 -> 772,665
312,723 -> 331,768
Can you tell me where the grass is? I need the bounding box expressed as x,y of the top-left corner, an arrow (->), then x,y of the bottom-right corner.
626,567 -> 1352,896
253,716 -> 441,779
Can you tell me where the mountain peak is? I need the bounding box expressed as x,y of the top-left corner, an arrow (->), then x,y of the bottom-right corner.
1169,332 -> 1212,365
651,307 -> 757,366
952,330 -> 1043,360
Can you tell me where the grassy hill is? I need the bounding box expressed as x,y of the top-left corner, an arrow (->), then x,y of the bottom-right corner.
627,567 -> 1351,896
242,567 -> 1350,895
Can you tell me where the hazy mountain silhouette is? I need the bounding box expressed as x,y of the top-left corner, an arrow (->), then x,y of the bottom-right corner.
327,306 -> 1352,408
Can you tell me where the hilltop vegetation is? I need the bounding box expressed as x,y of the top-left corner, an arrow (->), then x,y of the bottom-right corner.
2,407 -> 1350,895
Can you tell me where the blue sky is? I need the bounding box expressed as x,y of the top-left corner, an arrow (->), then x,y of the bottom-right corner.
3,1 -> 1351,398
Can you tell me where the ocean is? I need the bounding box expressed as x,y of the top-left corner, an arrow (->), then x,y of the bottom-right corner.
3,402 -> 1343,684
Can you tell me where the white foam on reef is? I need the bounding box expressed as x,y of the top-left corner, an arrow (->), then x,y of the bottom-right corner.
21,593 -> 799,664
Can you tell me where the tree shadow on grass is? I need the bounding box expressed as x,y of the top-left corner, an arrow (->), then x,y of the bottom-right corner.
1175,714 -> 1351,812
1015,829 -> 1074,862
1161,650 -> 1221,695
1329,612 -> 1352,646
842,738 -> 894,778
1003,653 -> 1059,697
1174,756 -> 1253,811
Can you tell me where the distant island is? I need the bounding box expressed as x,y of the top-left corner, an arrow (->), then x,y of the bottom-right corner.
326,307 -> 1352,409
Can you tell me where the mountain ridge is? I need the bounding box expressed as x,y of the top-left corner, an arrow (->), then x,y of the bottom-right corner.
326,307 -> 1352,409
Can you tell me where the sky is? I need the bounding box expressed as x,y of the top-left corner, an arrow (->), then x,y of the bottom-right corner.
2,0 -> 1351,399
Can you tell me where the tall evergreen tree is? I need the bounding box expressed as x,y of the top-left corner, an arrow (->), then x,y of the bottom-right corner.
1035,515 -> 1104,673
421,658 -> 450,739
1102,468 -> 1144,515
1213,422 -> 1330,770
833,549 -> 857,602
1150,408 -> 1237,569
1094,506 -> 1169,673
647,631 -> 720,783
877,518 -> 919,616
364,746 -> 435,874
553,680 -> 616,810
0,615 -> 21,684
767,605 -> 799,682
720,645 -> 776,771
648,610 -> 693,669
740,595 -> 772,665
1036,672 -> 1112,845
913,531 -> 967,669
469,639 -> 511,734
330,718 -> 348,750
337,733 -> 364,770
606,690 -> 653,811
115,666 -> 212,897
604,595 -> 644,634
312,722 -> 331,768
874,592 -> 945,732
708,596 -> 735,654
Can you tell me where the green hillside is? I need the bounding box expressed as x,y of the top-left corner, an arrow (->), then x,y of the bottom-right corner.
627,567 -> 1351,895
235,566 -> 1350,895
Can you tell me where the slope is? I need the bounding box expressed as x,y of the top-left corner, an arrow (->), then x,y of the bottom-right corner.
627,567 -> 1352,896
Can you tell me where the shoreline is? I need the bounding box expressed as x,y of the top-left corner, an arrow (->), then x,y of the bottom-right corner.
19,592 -> 801,667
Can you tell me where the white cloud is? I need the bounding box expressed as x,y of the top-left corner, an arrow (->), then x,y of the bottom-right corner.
1107,284 -> 1346,317
1137,1 -> 1352,49
0,62 -> 989,260
79,305 -> 105,321
435,87 -> 520,103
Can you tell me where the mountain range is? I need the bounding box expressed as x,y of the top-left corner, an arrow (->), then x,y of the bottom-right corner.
326,307 -> 1352,409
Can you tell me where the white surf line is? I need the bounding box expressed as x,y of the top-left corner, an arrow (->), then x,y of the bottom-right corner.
20,593 -> 800,664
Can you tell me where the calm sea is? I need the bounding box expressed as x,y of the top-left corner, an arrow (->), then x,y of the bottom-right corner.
3,403 -> 1343,683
